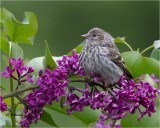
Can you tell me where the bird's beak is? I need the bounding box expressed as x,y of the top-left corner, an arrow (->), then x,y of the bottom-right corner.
81,33 -> 89,38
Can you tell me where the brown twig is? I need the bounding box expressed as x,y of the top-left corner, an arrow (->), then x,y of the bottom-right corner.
2,86 -> 39,99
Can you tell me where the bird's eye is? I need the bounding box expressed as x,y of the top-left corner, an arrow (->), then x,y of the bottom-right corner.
93,34 -> 96,37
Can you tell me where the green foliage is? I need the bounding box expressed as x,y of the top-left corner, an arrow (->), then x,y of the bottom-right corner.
44,105 -> 86,127
45,103 -> 100,127
68,41 -> 86,55
0,7 -> 38,54
150,48 -> 160,61
114,37 -> 133,51
9,42 -> 23,59
27,56 -> 61,75
122,51 -> 160,77
72,107 -> 100,125
144,74 -> 158,88
121,106 -> 160,127
43,41 -> 57,70
0,84 -> 6,90
40,110 -> 58,127
27,57 -> 44,74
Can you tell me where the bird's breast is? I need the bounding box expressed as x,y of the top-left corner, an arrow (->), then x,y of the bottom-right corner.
79,46 -> 123,84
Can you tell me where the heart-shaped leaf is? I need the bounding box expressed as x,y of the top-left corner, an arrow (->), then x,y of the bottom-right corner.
121,51 -> 160,77
0,8 -> 38,54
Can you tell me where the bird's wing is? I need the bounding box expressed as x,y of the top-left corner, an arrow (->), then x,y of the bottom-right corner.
107,47 -> 133,79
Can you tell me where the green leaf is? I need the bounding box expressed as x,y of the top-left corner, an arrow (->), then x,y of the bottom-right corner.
27,57 -> 44,76
121,51 -> 160,77
45,104 -> 67,115
27,56 -> 61,75
60,96 -> 66,110
0,8 -> 38,54
0,84 -> 6,90
150,48 -> 160,61
0,30 -> 9,54
114,37 -> 125,44
68,41 -> 85,55
46,102 -> 100,126
44,105 -> 86,127
43,41 -> 57,70
121,106 -> 160,127
144,74 -> 158,88
14,12 -> 38,39
9,42 -> 23,59
114,37 -> 133,51
40,110 -> 58,127
72,107 -> 100,125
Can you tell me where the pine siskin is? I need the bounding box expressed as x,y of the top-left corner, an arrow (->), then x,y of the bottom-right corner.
79,27 -> 132,85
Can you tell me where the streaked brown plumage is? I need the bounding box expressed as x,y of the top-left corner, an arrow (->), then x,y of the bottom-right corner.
79,27 -> 132,85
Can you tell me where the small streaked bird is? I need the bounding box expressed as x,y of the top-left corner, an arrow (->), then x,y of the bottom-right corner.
79,27 -> 132,85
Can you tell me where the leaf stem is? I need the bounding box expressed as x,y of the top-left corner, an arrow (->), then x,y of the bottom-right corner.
123,40 -> 133,51
141,45 -> 154,55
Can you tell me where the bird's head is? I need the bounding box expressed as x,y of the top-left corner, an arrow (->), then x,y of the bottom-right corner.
81,27 -> 112,45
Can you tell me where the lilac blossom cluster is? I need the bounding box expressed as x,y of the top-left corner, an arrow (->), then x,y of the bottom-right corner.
0,96 -> 7,112
20,50 -> 85,127
1,51 -> 159,128
20,68 -> 68,127
1,58 -> 34,84
64,76 -> 159,127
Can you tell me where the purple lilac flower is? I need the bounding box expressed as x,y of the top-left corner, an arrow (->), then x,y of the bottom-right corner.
0,96 -> 7,112
64,68 -> 159,125
96,113 -> 121,128
1,66 -> 14,78
19,50 -> 159,128
20,50 -> 84,127
64,82 -> 90,114
1,58 -> 34,84
57,50 -> 85,76
10,58 -> 23,69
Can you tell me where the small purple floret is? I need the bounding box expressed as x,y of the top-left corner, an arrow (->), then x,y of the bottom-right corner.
1,58 -> 34,84
0,96 -> 7,112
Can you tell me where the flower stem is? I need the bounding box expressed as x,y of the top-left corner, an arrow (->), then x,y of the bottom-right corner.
111,120 -> 117,128
141,45 -> 154,55
2,85 -> 39,99
10,74 -> 16,127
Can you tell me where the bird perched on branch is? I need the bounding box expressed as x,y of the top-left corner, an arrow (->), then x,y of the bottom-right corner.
79,27 -> 132,85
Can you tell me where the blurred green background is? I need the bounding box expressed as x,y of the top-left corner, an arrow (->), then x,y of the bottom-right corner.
1,1 -> 159,127
2,1 -> 159,58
